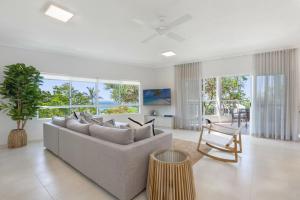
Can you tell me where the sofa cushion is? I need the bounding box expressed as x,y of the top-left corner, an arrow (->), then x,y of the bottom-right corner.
89,124 -> 134,145
52,116 -> 66,127
134,124 -> 153,142
66,119 -> 90,135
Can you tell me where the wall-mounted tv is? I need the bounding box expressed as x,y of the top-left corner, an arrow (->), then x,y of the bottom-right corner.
143,88 -> 171,105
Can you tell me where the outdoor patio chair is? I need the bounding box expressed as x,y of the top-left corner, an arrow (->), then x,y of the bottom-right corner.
197,123 -> 242,163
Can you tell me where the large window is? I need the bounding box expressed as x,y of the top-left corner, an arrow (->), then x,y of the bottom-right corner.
39,79 -> 71,118
70,80 -> 97,115
38,75 -> 140,118
221,76 -> 251,111
202,75 -> 251,116
98,82 -> 139,114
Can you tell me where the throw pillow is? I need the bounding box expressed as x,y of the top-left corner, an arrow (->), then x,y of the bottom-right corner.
90,118 -> 103,125
103,119 -> 116,127
133,124 -> 153,142
89,124 -> 134,145
66,118 -> 90,135
115,121 -> 130,129
92,116 -> 103,123
73,112 -> 79,119
79,112 -> 94,123
52,116 -> 66,127
79,118 -> 89,124
128,117 -> 156,135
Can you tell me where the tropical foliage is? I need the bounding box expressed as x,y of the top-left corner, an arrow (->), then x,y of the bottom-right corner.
104,84 -> 139,103
0,64 -> 43,129
203,76 -> 251,115
38,81 -> 139,118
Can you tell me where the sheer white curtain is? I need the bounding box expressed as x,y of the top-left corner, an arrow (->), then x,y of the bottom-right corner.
175,62 -> 202,130
252,49 -> 299,141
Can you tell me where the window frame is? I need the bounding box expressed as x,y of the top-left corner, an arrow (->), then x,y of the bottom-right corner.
201,75 -> 252,116
38,74 -> 141,119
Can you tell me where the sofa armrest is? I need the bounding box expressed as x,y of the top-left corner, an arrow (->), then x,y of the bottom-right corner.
118,132 -> 173,200
43,122 -> 60,155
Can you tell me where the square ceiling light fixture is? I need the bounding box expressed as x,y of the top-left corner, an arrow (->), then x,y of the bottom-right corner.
162,51 -> 176,57
45,5 -> 74,22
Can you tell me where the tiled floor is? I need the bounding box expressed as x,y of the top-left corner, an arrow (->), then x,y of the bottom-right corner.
0,129 -> 300,200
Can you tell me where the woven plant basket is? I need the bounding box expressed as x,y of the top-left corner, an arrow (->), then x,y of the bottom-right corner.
8,129 -> 27,148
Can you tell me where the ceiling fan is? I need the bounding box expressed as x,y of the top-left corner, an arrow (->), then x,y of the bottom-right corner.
133,14 -> 192,44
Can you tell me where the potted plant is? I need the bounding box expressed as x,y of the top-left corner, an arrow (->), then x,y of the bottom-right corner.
0,63 -> 43,148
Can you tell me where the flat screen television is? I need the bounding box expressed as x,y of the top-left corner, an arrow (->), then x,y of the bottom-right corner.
143,88 -> 171,105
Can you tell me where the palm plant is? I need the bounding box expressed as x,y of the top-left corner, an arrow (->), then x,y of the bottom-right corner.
86,86 -> 97,104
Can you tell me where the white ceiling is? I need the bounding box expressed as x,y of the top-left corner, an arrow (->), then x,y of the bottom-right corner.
0,0 -> 300,67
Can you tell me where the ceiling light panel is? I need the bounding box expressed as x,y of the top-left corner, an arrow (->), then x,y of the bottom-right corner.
162,51 -> 176,57
45,5 -> 74,23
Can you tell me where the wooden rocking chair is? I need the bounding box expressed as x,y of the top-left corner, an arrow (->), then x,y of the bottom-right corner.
197,123 -> 242,163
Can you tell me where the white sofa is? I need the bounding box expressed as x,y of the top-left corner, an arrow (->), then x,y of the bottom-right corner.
43,122 -> 172,200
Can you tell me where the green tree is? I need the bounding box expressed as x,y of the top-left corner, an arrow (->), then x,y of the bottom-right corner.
221,76 -> 246,100
87,86 -> 97,104
203,78 -> 216,115
202,76 -> 251,115
203,78 -> 216,100
39,83 -> 94,118
38,81 -> 140,118
104,84 -> 139,104
0,64 -> 43,129
221,76 -> 250,108
102,84 -> 139,114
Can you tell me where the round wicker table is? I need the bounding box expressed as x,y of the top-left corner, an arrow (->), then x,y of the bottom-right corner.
147,149 -> 195,200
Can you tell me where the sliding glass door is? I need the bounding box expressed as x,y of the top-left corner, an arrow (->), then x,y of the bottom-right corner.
202,75 -> 252,132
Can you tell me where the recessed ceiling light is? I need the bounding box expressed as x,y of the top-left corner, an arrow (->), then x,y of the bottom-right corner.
162,51 -> 176,57
45,5 -> 74,23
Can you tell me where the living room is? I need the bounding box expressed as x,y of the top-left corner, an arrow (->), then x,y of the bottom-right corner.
0,1 -> 300,200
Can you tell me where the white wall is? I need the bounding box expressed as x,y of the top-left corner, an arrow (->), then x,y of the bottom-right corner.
0,46 -> 157,145
202,55 -> 253,78
145,67 -> 175,116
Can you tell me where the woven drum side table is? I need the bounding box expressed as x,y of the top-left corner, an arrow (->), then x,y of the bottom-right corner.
147,149 -> 195,200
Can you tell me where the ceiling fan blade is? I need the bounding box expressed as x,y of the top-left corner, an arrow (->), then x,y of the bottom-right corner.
168,14 -> 192,30
166,32 -> 185,42
141,33 -> 158,43
131,18 -> 145,26
132,18 -> 155,31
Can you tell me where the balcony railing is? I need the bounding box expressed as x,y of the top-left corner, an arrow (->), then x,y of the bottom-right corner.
202,99 -> 243,116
